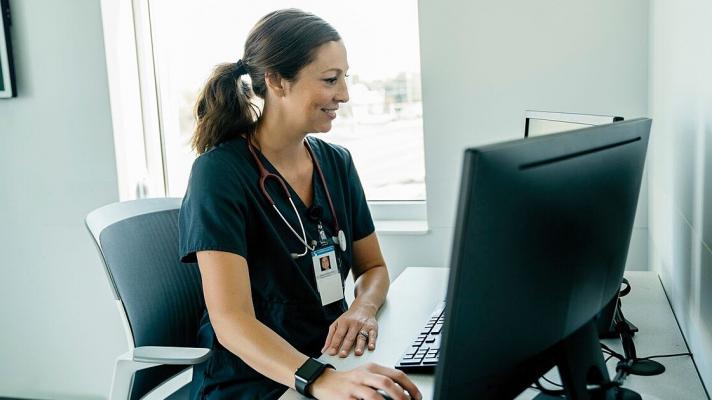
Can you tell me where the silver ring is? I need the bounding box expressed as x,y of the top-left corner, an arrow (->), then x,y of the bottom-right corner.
358,330 -> 369,339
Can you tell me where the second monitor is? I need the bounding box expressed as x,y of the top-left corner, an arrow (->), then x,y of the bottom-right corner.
524,110 -> 623,137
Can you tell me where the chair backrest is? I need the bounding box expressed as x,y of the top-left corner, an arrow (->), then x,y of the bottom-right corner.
86,198 -> 205,400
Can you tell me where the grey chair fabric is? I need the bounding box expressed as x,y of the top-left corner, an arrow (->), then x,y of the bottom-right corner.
86,198 -> 205,400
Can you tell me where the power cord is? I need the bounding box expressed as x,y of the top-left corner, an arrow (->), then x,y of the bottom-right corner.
529,279 -> 694,398
641,352 -> 693,360
531,377 -> 624,398
542,376 -> 563,388
528,347 -> 692,396
600,342 -> 692,364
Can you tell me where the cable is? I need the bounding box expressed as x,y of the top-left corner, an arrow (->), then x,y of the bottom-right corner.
619,278 -> 632,297
530,349 -> 687,397
601,343 -> 625,360
641,352 -> 692,360
542,376 -> 563,388
602,350 -> 616,358
534,379 -> 566,396
601,342 -> 693,362
532,377 -> 623,397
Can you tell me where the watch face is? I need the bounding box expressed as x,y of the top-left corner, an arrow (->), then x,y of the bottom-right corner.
298,358 -> 323,378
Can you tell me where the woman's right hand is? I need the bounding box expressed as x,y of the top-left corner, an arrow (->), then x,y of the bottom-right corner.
309,363 -> 422,400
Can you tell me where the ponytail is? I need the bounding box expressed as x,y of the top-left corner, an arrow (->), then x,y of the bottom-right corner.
191,63 -> 260,154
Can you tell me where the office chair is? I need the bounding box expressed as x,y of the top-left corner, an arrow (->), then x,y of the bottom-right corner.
86,198 -> 210,400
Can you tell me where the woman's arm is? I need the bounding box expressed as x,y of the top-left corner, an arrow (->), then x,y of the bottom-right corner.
197,250 -> 309,387
322,232 -> 390,357
352,232 -> 390,313
197,249 -> 420,400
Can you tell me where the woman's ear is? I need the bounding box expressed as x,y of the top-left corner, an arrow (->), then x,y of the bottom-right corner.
264,71 -> 287,97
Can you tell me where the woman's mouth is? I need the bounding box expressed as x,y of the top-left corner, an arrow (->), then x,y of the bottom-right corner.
321,108 -> 337,119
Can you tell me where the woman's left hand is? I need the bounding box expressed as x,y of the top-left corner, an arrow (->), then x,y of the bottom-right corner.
321,304 -> 378,357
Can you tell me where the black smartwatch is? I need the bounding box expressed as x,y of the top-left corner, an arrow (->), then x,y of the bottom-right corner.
295,358 -> 334,397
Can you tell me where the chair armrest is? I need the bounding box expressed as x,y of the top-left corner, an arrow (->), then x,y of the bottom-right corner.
133,346 -> 211,365
110,347 -> 211,400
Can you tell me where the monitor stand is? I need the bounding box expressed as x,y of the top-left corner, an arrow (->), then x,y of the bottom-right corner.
533,321 -> 642,400
598,279 -> 639,339
598,295 -> 639,339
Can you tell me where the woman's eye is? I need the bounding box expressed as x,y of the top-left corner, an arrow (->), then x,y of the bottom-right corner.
324,77 -> 338,85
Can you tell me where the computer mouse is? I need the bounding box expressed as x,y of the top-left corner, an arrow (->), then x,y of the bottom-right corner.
376,386 -> 417,399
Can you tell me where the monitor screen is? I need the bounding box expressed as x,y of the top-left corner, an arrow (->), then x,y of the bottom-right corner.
434,118 -> 651,399
524,111 -> 623,137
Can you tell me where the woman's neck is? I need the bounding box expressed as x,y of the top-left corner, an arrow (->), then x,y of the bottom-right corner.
253,109 -> 309,167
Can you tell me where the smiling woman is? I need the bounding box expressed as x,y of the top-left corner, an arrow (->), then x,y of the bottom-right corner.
178,9 -> 422,400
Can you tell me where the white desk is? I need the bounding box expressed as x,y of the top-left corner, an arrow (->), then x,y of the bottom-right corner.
280,268 -> 708,400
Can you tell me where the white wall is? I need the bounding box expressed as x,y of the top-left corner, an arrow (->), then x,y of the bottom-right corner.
381,0 -> 650,279
648,0 -> 712,390
0,0 -> 124,398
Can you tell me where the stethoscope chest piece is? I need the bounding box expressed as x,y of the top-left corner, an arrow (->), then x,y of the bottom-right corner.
337,230 -> 347,253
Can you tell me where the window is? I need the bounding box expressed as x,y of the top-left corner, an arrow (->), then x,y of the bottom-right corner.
122,0 -> 425,206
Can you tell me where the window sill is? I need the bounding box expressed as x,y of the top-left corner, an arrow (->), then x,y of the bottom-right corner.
374,219 -> 429,235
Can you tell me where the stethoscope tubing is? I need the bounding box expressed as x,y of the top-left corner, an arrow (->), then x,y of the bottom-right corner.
247,137 -> 345,257
273,201 -> 312,257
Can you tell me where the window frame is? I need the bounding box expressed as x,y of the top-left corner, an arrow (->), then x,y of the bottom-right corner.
100,0 -> 428,231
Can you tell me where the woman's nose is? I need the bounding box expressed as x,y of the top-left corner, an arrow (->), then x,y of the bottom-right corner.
336,80 -> 349,103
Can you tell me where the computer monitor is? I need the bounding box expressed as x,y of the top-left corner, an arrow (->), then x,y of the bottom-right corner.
434,119 -> 651,399
525,110 -> 631,339
524,110 -> 624,137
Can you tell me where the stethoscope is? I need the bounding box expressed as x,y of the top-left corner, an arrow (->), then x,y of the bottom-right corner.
247,138 -> 347,259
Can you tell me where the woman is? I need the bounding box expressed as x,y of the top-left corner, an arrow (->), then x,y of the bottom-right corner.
179,9 -> 422,400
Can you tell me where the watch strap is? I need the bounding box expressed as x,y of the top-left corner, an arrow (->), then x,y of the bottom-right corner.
295,358 -> 334,398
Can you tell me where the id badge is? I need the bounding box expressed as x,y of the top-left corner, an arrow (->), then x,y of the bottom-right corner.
311,245 -> 344,306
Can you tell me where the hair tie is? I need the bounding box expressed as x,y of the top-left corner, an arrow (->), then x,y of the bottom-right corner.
234,59 -> 248,77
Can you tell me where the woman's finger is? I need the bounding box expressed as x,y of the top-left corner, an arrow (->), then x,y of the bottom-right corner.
321,321 -> 337,353
352,384 -> 383,400
368,327 -> 378,350
354,330 -> 369,356
361,373 -> 409,400
338,323 -> 361,357
367,364 -> 422,400
328,322 -> 349,355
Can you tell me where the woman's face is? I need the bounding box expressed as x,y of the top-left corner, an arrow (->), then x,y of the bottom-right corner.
283,40 -> 350,134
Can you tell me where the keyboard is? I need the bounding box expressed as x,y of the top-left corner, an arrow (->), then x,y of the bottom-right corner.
394,301 -> 446,373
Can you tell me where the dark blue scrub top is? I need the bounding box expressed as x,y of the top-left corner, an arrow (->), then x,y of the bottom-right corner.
179,135 -> 375,399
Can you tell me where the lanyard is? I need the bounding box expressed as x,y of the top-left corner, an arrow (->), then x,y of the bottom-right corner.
247,138 -> 347,258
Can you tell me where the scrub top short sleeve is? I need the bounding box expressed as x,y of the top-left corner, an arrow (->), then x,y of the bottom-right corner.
179,152 -> 249,263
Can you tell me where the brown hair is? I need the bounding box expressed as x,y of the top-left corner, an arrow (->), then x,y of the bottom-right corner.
191,9 -> 341,154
